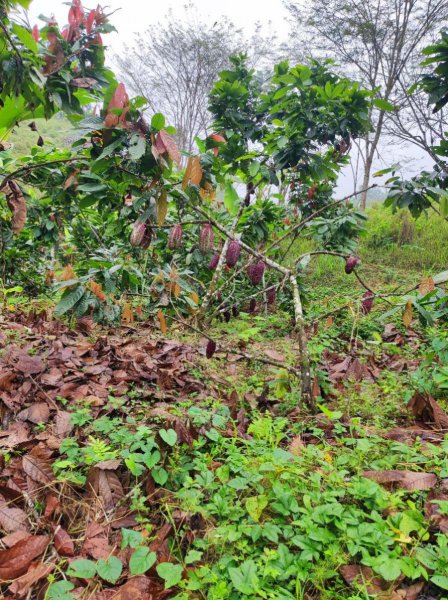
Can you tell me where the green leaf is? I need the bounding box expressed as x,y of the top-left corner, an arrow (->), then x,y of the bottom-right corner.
229,559 -> 259,595
152,467 -> 168,485
66,558 -> 97,579
373,98 -> 396,111
128,134 -> 146,161
159,428 -> 177,446
156,562 -> 184,589
121,528 -> 144,549
77,182 -> 107,192
54,286 -> 86,317
97,556 -> 123,584
245,495 -> 268,522
12,23 -> 38,53
46,581 -> 75,600
224,182 -> 239,216
185,550 -> 202,564
375,558 -> 402,581
249,162 -> 260,177
440,191 -> 448,217
151,113 -> 166,130
129,546 -> 157,575
431,575 -> 448,590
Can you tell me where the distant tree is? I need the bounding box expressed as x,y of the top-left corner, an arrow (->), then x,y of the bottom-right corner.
285,0 -> 448,209
115,4 -> 275,153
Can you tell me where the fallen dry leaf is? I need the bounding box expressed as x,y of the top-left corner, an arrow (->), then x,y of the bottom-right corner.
408,392 -> 448,430
8,560 -> 55,597
362,469 -> 436,490
340,564 -> 387,595
53,525 -> 75,557
0,535 -> 49,580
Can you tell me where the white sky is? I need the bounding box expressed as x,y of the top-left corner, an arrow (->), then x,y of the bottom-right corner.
27,0 -> 433,198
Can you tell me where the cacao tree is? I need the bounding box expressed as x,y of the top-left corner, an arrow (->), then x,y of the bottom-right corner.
0,0 -> 375,410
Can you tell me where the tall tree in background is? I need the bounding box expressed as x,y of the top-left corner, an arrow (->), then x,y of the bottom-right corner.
285,0 -> 448,209
114,4 -> 275,153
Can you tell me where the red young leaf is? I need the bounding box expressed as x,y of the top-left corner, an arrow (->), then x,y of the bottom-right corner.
155,130 -> 181,166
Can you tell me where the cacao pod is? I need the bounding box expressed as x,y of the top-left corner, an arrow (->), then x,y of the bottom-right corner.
266,287 -> 276,305
223,310 -> 231,323
226,240 -> 240,267
168,224 -> 183,249
247,261 -> 265,286
345,256 -> 360,274
209,253 -> 219,270
249,299 -> 257,313
217,291 -> 223,303
232,305 -> 239,318
140,226 -> 152,249
130,222 -> 146,247
361,291 -> 374,314
199,224 -> 214,254
206,339 -> 217,359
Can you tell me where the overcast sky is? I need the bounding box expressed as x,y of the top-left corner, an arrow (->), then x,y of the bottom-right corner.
27,0 -> 433,198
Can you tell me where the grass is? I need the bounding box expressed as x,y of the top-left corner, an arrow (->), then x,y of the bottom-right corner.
360,204 -> 448,272
8,115 -> 74,156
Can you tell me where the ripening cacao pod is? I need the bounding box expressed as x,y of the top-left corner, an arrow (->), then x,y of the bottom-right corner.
206,339 -> 217,359
37,135 -> 44,147
223,310 -> 231,323
247,261 -> 265,286
361,290 -> 374,314
266,287 -> 276,305
209,253 -> 219,270
232,305 -> 239,318
345,256 -> 360,274
140,226 -> 152,249
217,292 -> 223,303
168,224 -> 183,249
226,240 -> 240,267
249,299 -> 257,313
130,222 -> 146,247
199,224 -> 214,254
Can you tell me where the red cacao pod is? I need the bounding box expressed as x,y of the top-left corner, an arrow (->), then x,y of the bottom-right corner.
249,299 -> 257,313
130,222 -> 146,247
345,256 -> 360,274
266,287 -> 276,305
168,224 -> 183,249
232,305 -> 239,318
361,290 -> 374,314
209,253 -> 219,270
226,240 -> 240,267
223,310 -> 231,323
199,224 -> 214,254
206,339 -> 217,359
247,261 -> 265,286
